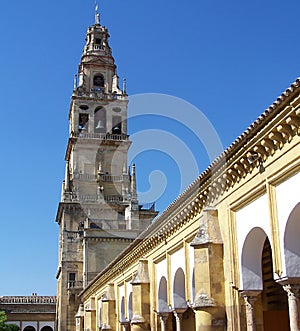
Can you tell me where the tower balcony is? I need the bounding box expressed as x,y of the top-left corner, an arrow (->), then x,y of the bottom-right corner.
71,131 -> 129,141
67,280 -> 83,290
77,194 -> 128,203
74,89 -> 127,101
98,174 -> 125,182
65,132 -> 130,161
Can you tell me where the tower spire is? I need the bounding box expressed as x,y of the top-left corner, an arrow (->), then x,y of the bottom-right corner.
131,164 -> 138,202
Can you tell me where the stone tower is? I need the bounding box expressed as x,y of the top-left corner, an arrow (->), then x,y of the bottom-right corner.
55,11 -> 158,331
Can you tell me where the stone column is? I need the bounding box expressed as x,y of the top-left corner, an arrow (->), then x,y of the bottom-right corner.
282,284 -> 300,331
172,309 -> 185,331
241,290 -> 261,331
120,320 -> 130,331
158,313 -> 170,331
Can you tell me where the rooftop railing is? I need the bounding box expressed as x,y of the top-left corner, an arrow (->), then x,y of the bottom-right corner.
0,296 -> 56,304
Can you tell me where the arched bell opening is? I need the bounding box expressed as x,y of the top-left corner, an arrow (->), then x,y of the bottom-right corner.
93,74 -> 104,89
94,107 -> 106,133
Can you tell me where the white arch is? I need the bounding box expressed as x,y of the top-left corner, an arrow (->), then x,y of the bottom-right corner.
128,292 -> 133,320
158,276 -> 168,312
241,227 -> 267,290
173,268 -> 187,309
22,322 -> 37,331
120,296 -> 125,322
97,299 -> 102,328
284,203 -> 300,277
191,268 -> 195,303
276,171 -> 300,278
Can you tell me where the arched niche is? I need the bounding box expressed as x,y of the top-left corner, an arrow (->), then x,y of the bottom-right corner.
158,276 -> 168,312
173,268 -> 187,309
241,227 -> 267,290
284,202 -> 300,277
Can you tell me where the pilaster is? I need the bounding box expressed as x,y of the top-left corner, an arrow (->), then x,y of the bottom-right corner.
130,259 -> 151,331
84,297 -> 96,331
190,209 -> 226,330
101,283 -> 116,331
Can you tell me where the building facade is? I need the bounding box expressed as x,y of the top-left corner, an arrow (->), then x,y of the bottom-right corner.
55,12 -> 157,331
77,76 -> 300,331
54,8 -> 300,331
0,295 -> 56,331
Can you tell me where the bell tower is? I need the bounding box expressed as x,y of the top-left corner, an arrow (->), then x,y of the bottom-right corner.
55,9 -> 158,331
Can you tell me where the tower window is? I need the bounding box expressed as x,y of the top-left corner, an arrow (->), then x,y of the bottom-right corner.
68,272 -> 76,287
95,38 -> 102,45
94,107 -> 106,133
79,105 -> 89,110
93,74 -> 104,89
79,114 -> 89,132
112,116 -> 122,134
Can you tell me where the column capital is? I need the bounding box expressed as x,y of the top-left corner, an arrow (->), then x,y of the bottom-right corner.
276,278 -> 300,298
157,312 -> 171,323
241,290 -> 262,305
174,312 -> 184,323
282,284 -> 300,299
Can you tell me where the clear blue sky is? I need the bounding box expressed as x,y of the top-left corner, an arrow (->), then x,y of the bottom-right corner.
0,0 -> 299,295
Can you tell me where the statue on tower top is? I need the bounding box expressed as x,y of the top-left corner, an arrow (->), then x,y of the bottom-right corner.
95,1 -> 100,24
